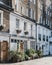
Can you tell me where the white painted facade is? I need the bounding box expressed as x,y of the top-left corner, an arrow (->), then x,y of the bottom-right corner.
9,12 -> 36,51
37,24 -> 51,55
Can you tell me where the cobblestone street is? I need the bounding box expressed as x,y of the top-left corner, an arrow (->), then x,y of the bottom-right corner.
0,57 -> 52,65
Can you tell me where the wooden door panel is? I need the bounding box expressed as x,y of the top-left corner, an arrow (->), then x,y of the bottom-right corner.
1,41 -> 8,62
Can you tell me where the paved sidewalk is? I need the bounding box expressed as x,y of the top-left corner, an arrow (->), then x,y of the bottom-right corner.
0,57 -> 52,65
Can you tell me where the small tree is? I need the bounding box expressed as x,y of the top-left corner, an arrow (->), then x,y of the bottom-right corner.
36,50 -> 42,57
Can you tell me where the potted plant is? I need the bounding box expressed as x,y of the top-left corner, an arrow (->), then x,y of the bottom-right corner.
35,50 -> 42,58
25,49 -> 35,60
24,54 -> 30,60
16,28 -> 21,34
9,51 -> 17,63
24,30 -> 28,35
17,52 -> 25,62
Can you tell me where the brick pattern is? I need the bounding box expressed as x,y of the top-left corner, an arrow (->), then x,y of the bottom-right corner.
2,11 -> 10,33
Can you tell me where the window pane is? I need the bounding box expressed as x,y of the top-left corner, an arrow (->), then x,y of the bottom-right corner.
43,35 -> 45,41
38,34 -> 41,41
16,19 -> 19,28
24,22 -> 27,30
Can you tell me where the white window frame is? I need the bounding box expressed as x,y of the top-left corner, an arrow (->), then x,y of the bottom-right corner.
16,19 -> 19,29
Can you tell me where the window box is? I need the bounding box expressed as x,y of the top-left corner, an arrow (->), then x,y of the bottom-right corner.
0,25 -> 4,31
24,30 -> 28,35
16,28 -> 21,34
29,36 -> 34,39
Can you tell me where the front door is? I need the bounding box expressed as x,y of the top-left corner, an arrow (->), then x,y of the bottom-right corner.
1,41 -> 8,62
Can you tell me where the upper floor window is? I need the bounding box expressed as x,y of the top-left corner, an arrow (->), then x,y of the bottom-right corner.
30,0 -> 32,2
46,36 -> 48,42
24,22 -> 27,30
28,8 -> 31,17
38,34 -> 41,41
16,19 -> 19,28
48,11 -> 49,15
31,24 -> 33,36
46,19 -> 47,24
32,10 -> 34,19
43,35 -> 45,41
34,0 -> 36,4
51,32 -> 52,36
21,6 -> 22,14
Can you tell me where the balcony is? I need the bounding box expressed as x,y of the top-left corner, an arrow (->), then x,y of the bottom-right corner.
16,28 -> 21,34
24,30 -> 29,35
0,0 -> 13,11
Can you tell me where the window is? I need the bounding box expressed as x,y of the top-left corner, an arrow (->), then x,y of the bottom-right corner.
34,0 -> 36,4
24,22 -> 27,30
31,24 -> 33,36
48,20 -> 49,26
43,35 -> 45,41
24,41 -> 27,51
30,41 -> 35,50
16,19 -> 19,28
30,0 -> 32,2
32,10 -> 34,19
51,32 -> 52,36
40,16 -> 42,24
38,34 -> 41,41
48,11 -> 49,15
46,19 -> 47,24
28,8 -> 31,17
11,39 -> 17,43
46,36 -> 48,42
21,6 -> 22,13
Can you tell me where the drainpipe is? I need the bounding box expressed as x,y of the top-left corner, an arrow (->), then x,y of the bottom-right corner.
36,23 -> 37,51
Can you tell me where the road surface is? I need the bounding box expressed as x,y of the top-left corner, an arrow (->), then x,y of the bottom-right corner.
0,57 -> 52,65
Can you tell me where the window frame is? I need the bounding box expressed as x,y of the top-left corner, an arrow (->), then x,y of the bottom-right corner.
38,34 -> 41,41
16,19 -> 19,29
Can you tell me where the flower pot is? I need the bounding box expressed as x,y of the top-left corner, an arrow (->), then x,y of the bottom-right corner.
16,29 -> 21,34
24,30 -> 28,35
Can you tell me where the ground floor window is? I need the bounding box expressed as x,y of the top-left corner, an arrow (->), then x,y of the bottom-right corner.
30,41 -> 35,50
24,41 -> 27,51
